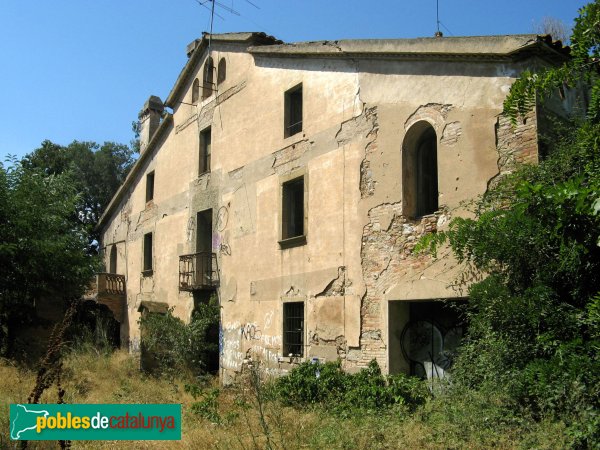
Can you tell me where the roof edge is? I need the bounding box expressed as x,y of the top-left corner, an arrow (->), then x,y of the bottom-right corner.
247,34 -> 570,62
165,32 -> 281,108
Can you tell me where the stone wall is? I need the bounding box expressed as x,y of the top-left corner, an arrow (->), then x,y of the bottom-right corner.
354,204 -> 448,371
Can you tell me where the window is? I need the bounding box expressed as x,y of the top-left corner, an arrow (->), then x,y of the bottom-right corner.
145,171 -> 155,203
202,57 -> 214,100
217,57 -> 226,85
402,122 -> 438,218
283,302 -> 304,357
109,244 -> 117,274
192,78 -> 200,104
281,176 -> 305,245
284,84 -> 302,137
199,127 -> 211,174
143,232 -> 153,274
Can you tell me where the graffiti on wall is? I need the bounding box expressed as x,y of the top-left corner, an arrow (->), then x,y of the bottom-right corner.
221,310 -> 282,372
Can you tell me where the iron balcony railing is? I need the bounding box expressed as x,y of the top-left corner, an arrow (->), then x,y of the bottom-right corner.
97,273 -> 126,296
179,252 -> 219,291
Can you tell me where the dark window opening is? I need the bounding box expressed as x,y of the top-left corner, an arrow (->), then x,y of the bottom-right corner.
109,245 -> 117,274
283,302 -> 304,357
400,301 -> 466,380
143,232 -> 153,273
145,171 -> 155,203
192,78 -> 200,104
199,127 -> 211,174
402,122 -> 438,219
284,84 -> 303,137
217,58 -> 226,85
202,57 -> 214,100
282,177 -> 304,240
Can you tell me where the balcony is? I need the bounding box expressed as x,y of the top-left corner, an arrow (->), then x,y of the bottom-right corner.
97,273 -> 126,296
83,273 -> 126,322
179,252 -> 219,291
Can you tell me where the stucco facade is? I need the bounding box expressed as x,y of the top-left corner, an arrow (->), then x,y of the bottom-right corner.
97,32 -> 568,382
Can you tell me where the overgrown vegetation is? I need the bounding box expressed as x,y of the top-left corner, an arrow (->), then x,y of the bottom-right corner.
1,135 -> 135,357
273,359 -> 429,416
138,300 -> 220,378
415,2 -> 600,447
2,3 -> 599,449
0,349 -> 574,449
21,140 -> 136,247
0,161 -> 98,358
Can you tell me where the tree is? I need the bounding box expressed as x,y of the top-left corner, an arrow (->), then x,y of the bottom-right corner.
419,2 -> 600,446
21,140 -> 136,247
534,16 -> 571,44
0,160 -> 98,356
505,2 -> 600,123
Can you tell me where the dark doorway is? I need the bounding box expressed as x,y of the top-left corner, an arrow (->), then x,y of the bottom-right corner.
109,245 -> 117,274
398,300 -> 466,380
195,210 -> 213,286
196,210 -> 212,253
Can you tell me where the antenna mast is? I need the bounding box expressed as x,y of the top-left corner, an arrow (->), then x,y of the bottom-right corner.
435,0 -> 443,37
209,0 -> 215,47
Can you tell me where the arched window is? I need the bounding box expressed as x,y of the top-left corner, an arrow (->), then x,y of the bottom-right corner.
202,57 -> 214,100
109,244 -> 118,274
217,57 -> 226,85
192,78 -> 200,104
402,121 -> 438,219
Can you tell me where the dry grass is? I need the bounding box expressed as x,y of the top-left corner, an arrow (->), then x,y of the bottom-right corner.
0,350 -> 569,450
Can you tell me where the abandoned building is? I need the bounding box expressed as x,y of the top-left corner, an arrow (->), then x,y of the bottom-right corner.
94,32 -> 570,382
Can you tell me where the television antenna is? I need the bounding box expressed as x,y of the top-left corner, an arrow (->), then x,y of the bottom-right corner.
434,0 -> 454,37
435,0 -> 443,37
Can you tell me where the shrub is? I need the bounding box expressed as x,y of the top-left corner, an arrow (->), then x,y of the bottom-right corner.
138,299 -> 219,377
273,359 -> 429,414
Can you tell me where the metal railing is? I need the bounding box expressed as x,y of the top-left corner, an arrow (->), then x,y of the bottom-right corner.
179,252 -> 219,291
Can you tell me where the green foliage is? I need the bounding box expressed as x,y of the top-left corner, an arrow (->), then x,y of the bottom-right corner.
0,161 -> 98,356
421,122 -> 600,446
416,6 -> 600,446
187,386 -> 224,424
273,359 -> 429,415
504,1 -> 600,123
138,300 -> 220,377
21,139 -> 136,247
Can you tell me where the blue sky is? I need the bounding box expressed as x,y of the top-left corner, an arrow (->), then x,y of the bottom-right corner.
0,0 -> 588,161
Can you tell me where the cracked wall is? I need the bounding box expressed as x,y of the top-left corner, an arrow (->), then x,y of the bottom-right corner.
100,40 -> 545,379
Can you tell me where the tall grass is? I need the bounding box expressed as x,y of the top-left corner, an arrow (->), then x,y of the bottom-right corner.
0,350 -> 571,449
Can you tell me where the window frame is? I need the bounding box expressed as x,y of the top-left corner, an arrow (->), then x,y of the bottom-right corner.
402,122 -> 439,219
199,126 -> 211,175
284,83 -> 303,138
279,171 -> 307,249
192,78 -> 200,104
282,301 -> 304,357
145,171 -> 155,204
202,57 -> 214,100
142,232 -> 153,275
217,57 -> 226,86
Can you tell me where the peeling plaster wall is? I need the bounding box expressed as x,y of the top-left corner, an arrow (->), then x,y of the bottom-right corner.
100,40 -> 542,378
346,60 -> 535,372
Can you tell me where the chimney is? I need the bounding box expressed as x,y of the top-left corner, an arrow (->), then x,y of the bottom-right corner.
138,95 -> 164,155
